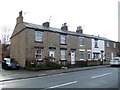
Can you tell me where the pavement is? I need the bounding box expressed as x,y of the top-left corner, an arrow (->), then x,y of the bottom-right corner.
0,65 -> 110,82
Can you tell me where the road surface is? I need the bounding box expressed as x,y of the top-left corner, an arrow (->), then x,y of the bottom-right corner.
0,66 -> 119,89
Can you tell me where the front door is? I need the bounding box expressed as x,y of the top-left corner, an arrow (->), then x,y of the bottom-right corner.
111,53 -> 113,59
71,51 -> 75,64
49,50 -> 55,57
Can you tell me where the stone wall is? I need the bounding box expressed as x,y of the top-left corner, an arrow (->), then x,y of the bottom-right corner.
10,24 -> 26,67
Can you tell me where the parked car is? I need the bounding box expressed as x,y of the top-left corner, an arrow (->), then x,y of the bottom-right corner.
110,57 -> 120,66
2,58 -> 20,69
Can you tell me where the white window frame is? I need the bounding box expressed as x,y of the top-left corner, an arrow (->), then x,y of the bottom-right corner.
35,49 -> 42,61
79,37 -> 85,46
94,39 -> 98,48
60,35 -> 66,44
80,51 -> 84,60
113,43 -> 116,48
93,53 -> 100,60
107,42 -> 109,47
35,31 -> 42,42
60,50 -> 66,60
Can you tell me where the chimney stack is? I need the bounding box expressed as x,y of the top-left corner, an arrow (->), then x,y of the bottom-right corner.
61,23 -> 68,31
76,26 -> 83,34
43,22 -> 50,27
16,11 -> 23,24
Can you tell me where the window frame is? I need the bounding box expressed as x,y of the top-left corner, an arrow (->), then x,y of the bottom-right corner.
107,42 -> 109,47
80,51 -> 84,60
113,43 -> 116,48
35,49 -> 42,61
79,37 -> 85,46
60,50 -> 66,60
35,31 -> 42,42
60,35 -> 66,44
93,53 -> 100,60
94,39 -> 98,48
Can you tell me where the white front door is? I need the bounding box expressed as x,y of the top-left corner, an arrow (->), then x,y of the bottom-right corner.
49,50 -> 55,57
71,51 -> 75,64
111,53 -> 113,59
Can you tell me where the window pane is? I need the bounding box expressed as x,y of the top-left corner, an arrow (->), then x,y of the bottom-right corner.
80,37 -> 84,45
88,53 -> 91,59
80,51 -> 84,59
35,31 -> 42,41
60,35 -> 66,44
61,50 -> 65,55
35,49 -> 42,60
96,54 -> 99,59
37,50 -> 41,53
114,43 -> 116,48
107,42 -> 109,47
61,55 -> 65,59
94,53 -> 99,59
107,53 -> 109,59
61,50 -> 66,60
94,39 -> 98,48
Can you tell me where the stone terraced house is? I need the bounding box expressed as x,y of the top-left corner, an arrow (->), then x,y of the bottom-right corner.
10,11 -> 118,67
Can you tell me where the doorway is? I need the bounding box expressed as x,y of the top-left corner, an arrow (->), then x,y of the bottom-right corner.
71,51 -> 75,64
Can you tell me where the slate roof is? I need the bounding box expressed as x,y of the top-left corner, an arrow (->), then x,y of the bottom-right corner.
23,22 -> 114,42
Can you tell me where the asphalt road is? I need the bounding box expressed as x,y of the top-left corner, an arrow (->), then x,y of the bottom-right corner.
0,66 -> 119,89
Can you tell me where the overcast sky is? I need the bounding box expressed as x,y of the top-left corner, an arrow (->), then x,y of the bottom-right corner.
0,0 -> 119,41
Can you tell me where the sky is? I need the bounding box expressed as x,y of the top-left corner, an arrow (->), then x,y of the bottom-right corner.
0,0 -> 119,42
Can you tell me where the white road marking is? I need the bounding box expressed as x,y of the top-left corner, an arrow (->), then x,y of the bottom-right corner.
91,73 -> 112,79
46,73 -> 66,77
0,73 -> 66,83
40,74 -> 46,76
0,77 -> 13,81
49,81 -> 77,88
2,74 -> 19,76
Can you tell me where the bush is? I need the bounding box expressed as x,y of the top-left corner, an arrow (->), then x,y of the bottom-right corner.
25,62 -> 62,71
35,64 -> 51,70
87,60 -> 101,66
25,65 -> 51,71
43,56 -> 55,67
49,62 -> 62,69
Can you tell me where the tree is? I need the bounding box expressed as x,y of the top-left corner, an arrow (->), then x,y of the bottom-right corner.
0,26 -> 11,44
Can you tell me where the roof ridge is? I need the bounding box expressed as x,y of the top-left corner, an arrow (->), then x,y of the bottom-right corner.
23,22 -> 113,41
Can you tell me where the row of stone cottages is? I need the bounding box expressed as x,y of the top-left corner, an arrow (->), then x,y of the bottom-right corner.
10,11 -> 119,67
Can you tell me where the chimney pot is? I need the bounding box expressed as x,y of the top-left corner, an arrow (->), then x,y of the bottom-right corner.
64,23 -> 67,26
61,23 -> 68,31
16,11 -> 23,24
19,11 -> 23,17
76,26 -> 83,34
43,22 -> 50,27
